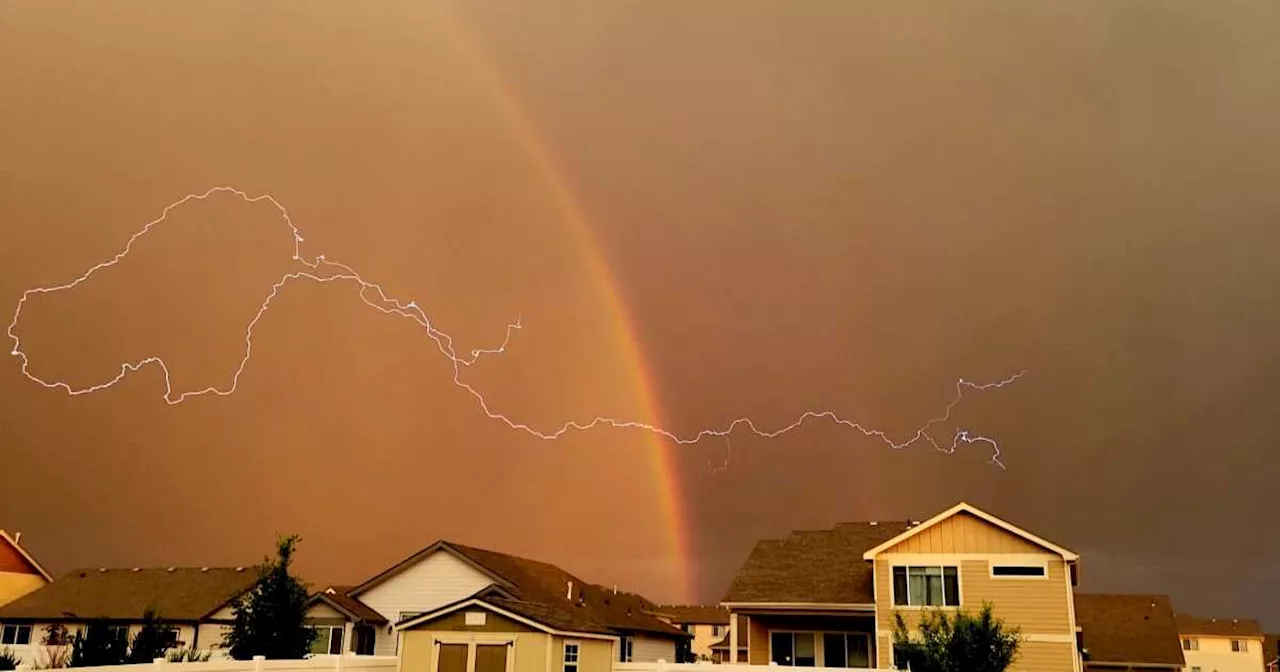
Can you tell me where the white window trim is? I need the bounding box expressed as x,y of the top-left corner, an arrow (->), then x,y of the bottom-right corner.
0,624 -> 33,646
563,640 -> 581,672
888,565 -> 964,609
988,560 -> 1049,580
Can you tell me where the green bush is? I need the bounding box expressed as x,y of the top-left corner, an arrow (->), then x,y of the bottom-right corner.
891,602 -> 1021,672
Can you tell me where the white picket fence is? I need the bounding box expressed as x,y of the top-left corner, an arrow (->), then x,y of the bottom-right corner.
15,655 -> 399,672
615,662 -> 891,672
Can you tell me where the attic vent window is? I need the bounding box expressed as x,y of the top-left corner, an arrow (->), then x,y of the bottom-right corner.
990,564 -> 1047,578
465,612 -> 487,626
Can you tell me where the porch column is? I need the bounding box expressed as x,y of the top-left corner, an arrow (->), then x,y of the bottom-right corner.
729,614 -> 738,663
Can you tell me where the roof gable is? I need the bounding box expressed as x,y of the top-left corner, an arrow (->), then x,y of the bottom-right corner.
861,502 -> 1078,560
349,541 -> 513,597
395,597 -> 615,639
0,531 -> 53,582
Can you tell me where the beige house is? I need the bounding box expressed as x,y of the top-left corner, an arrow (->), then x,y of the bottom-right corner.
707,615 -> 748,663
304,540 -> 688,663
0,566 -> 258,665
651,605 -> 731,661
721,501 -> 1082,671
0,530 -> 51,610
397,597 -> 620,672
1175,614 -> 1265,672
1073,594 -> 1184,671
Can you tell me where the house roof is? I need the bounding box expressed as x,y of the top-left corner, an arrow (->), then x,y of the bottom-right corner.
1074,594 -> 1185,667
722,522 -> 911,604
1175,613 -> 1265,638
308,586 -> 388,625
861,502 -> 1078,561
0,530 -> 53,582
709,620 -> 748,650
354,540 -> 685,639
654,605 -> 732,625
0,567 -> 258,622
394,595 -> 617,638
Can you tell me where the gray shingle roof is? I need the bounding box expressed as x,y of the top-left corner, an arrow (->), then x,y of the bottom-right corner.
0,567 -> 258,621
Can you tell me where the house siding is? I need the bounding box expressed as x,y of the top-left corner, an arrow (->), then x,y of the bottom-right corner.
629,634 -> 674,663
562,637 -> 614,672
0,572 -> 46,608
356,551 -> 498,656
1179,635 -> 1266,672
872,512 -> 1076,672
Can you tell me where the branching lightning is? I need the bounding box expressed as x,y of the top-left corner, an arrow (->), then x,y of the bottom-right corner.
7,187 -> 1025,469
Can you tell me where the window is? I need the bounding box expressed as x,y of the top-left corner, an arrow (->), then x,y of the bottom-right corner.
620,637 -> 633,662
1,625 -> 31,646
712,624 -> 727,638
1232,639 -> 1247,652
1182,638 -> 1199,651
822,633 -> 871,668
681,624 -> 694,634
892,566 -> 960,607
990,565 -> 1047,578
399,611 -> 423,622
564,641 -> 580,672
105,626 -> 129,644
159,628 -> 181,650
309,626 -> 344,655
1191,667 -> 1201,672
770,632 -> 815,667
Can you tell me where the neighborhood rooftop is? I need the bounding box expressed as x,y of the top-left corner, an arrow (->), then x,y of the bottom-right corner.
652,604 -> 731,625
1175,613 -> 1265,637
1073,594 -> 1185,668
722,521 -> 913,604
0,566 -> 258,622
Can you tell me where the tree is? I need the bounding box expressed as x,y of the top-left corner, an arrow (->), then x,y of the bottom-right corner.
36,624 -> 72,669
125,610 -> 172,664
225,534 -> 317,660
68,621 -> 128,668
891,602 -> 1021,672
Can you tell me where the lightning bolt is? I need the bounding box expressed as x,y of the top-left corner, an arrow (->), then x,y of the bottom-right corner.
7,187 -> 1024,468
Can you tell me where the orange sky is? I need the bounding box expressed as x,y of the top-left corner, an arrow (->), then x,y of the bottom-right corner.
4,0 -> 1280,626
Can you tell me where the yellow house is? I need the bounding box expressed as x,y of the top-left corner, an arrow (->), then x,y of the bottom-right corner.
396,596 -> 620,672
721,502 -> 1081,672
1175,614 -> 1265,672
0,530 -> 51,609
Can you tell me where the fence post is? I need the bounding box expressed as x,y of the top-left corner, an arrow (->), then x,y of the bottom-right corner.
254,654 -> 266,672
334,653 -> 344,672
154,656 -> 166,672
657,659 -> 668,672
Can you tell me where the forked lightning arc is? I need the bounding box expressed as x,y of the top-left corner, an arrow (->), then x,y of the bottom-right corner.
6,187 -> 1025,469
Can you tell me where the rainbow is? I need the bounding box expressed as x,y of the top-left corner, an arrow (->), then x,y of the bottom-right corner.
432,6 -> 695,601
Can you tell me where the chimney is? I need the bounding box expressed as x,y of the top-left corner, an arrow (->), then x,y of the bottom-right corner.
567,581 -> 574,600
613,585 -> 618,595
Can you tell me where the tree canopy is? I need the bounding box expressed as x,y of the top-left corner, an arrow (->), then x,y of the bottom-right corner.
225,534 -> 317,660
891,602 -> 1021,672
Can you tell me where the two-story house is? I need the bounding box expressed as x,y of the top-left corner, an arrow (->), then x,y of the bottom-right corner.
1175,614 -> 1265,672
721,501 -> 1081,672
651,605 -> 732,660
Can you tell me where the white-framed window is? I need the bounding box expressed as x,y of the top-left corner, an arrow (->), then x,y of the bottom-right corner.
1191,667 -> 1201,672
105,625 -> 130,644
0,624 -> 32,646
1182,638 -> 1199,651
309,626 -> 344,655
770,632 -> 816,667
620,637 -> 633,662
989,564 -> 1047,579
712,624 -> 726,638
564,641 -> 580,672
891,566 -> 960,607
822,633 -> 872,668
1232,639 -> 1247,652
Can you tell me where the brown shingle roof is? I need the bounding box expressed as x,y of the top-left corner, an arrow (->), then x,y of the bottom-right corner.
1074,594 -> 1184,667
311,586 -> 388,625
1175,613 -> 1264,638
0,567 -> 258,622
723,522 -> 911,604
654,605 -> 731,625
483,596 -> 617,636
363,541 -> 685,639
